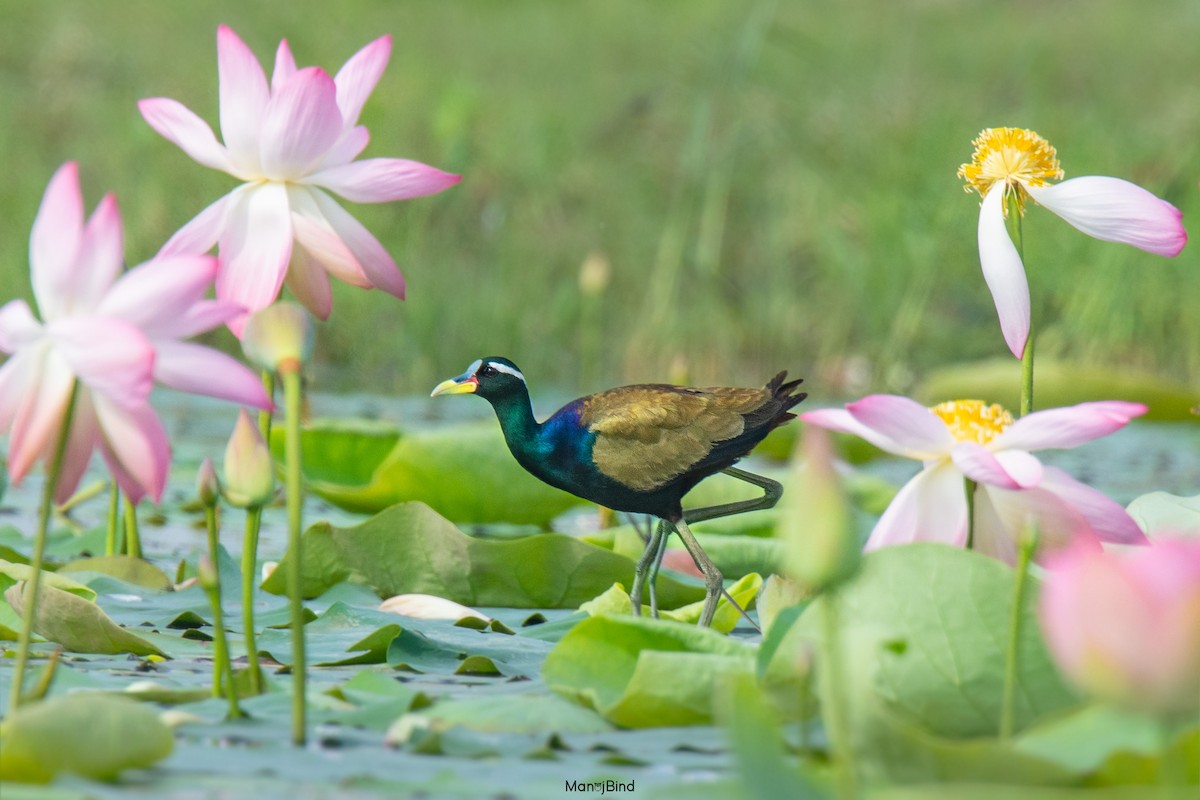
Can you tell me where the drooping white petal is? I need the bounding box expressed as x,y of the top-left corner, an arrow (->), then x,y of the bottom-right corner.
991,401 -> 1147,452
333,35 -> 391,130
951,442 -> 1042,489
284,245 -> 334,320
0,300 -> 43,353
96,255 -> 217,337
306,158 -> 462,203
94,395 -> 171,504
216,183 -> 295,333
30,162 -> 83,322
977,482 -> 1091,556
159,187 -> 243,259
846,395 -> 955,459
311,188 -> 406,298
865,462 -> 968,550
152,340 -> 273,409
259,67 -> 343,179
977,184 -> 1030,358
287,185 -> 371,288
0,347 -> 39,435
5,347 -> 73,484
1038,466 -> 1148,547
970,487 -> 1022,566
138,97 -> 238,176
217,25 -> 269,175
1027,176 -> 1187,257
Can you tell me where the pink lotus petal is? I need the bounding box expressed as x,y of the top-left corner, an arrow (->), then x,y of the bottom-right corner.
50,316 -> 155,408
97,255 -> 217,337
977,184 -> 1030,358
311,188 -> 406,298
217,25 -> 269,174
271,39 -> 298,94
1028,177 -> 1188,257
167,299 -> 246,339
980,482 -> 1093,555
54,390 -> 99,504
159,187 -> 240,259
0,300 -> 43,353
847,395 -> 954,459
30,162 -> 83,322
993,401 -> 1147,452
307,158 -> 462,203
259,67 -> 343,179
217,183 -> 294,334
800,407 -> 910,458
0,348 -> 40,440
73,194 -> 124,313
865,462 -> 967,550
970,487 -> 1021,565
1038,466 -> 1148,546
94,395 -> 170,504
138,97 -> 237,175
6,348 -> 73,484
951,442 -> 1042,490
152,340 -> 273,409
285,245 -> 335,320
313,126 -> 370,173
334,35 -> 391,130
287,185 -> 371,287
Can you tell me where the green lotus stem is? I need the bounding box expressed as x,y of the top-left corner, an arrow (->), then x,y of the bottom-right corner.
1000,531 -> 1038,739
820,589 -> 859,800
258,370 -> 274,441
123,497 -> 142,559
282,366 -> 306,745
105,482 -> 120,556
1005,193 -> 1034,416
241,505 -> 264,695
202,506 -> 241,718
965,478 -> 978,550
9,380 -> 79,711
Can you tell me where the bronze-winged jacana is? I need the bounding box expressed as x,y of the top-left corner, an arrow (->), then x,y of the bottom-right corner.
431,357 -> 806,627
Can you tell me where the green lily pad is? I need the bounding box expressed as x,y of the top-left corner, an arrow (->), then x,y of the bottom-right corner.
58,555 -> 173,591
4,582 -> 167,657
0,560 -> 96,602
271,418 -> 584,524
0,694 -> 173,783
262,501 -> 705,609
1126,491 -> 1200,536
918,359 -> 1200,421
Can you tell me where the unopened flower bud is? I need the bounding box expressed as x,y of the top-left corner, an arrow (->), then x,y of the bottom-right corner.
781,426 -> 860,592
241,302 -> 313,374
222,410 -> 274,508
197,554 -> 219,591
196,457 -> 220,508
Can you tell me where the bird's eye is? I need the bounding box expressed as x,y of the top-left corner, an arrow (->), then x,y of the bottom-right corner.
480,364 -> 498,377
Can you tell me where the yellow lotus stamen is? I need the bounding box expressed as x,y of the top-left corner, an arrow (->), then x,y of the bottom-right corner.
957,127 -> 1064,215
931,399 -> 1014,445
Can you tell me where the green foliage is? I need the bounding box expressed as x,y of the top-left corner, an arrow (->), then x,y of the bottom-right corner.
1127,491 -> 1200,537
3,581 -> 167,657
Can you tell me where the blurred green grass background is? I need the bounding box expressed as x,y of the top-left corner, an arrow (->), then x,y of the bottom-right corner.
1,0 -> 1197,397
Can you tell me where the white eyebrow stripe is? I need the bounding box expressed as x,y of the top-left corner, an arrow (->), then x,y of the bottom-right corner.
488,361 -> 525,382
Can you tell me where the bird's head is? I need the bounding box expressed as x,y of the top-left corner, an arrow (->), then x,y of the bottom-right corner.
431,357 -> 527,402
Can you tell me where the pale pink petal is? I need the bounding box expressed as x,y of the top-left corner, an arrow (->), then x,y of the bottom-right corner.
94,396 -> 170,503
800,407 -> 912,459
978,184 -> 1030,358
970,487 -> 1021,565
1027,177 -> 1187,257
72,194 -> 124,313
1039,466 -> 1148,547
287,185 -> 371,287
259,67 -> 343,179
217,25 -> 269,174
865,462 -> 967,550
991,401 -> 1148,452
306,158 -> 462,203
951,442 -> 1042,489
285,245 -> 334,320
217,183 -> 294,334
49,316 -> 155,408
0,300 -> 43,353
334,35 -> 391,129
0,347 -> 40,435
96,255 -> 217,336
152,340 -> 273,409
167,300 -> 246,339
271,39 -> 297,94
6,348 -> 72,484
158,187 -> 241,259
30,162 -> 83,322
54,390 -> 99,504
311,189 -> 405,298
312,126 -> 370,172
980,482 -> 1094,555
847,395 -> 954,459
137,97 -> 237,175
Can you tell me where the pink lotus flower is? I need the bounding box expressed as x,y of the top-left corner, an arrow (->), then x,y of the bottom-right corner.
139,26 -> 461,332
0,163 -> 271,503
958,128 -> 1187,358
1040,537 -> 1200,715
801,396 -> 1149,564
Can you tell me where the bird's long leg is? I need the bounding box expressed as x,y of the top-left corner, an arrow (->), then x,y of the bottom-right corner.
683,466 -> 784,525
645,521 -> 669,619
670,519 -> 723,627
629,519 -> 665,618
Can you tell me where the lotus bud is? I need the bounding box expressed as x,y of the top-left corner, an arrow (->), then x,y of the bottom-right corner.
241,302 -> 313,375
197,554 -> 219,592
780,426 -> 860,592
196,457 -> 220,509
221,410 -> 274,509
1039,537 -> 1200,717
